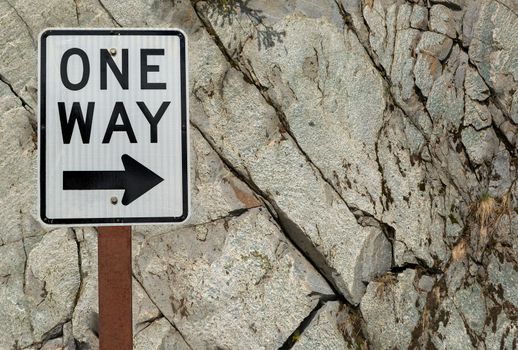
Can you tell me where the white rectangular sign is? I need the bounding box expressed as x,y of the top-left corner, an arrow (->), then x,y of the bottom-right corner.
39,29 -> 189,225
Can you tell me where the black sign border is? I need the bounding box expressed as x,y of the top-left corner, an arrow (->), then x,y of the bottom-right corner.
40,29 -> 189,225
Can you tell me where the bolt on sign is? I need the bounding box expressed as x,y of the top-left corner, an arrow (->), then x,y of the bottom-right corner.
39,29 -> 189,225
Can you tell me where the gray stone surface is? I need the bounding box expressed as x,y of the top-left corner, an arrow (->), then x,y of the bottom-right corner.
26,228 -> 80,341
134,207 -> 333,349
191,0 -> 394,305
461,126 -> 499,165
361,269 -> 434,349
0,241 -> 34,349
469,0 -> 518,117
134,318 -> 190,350
71,227 -> 99,349
0,0 -> 516,348
0,93 -> 38,246
291,301 -> 354,350
465,65 -> 490,101
0,229 -> 79,349
429,4 -> 460,39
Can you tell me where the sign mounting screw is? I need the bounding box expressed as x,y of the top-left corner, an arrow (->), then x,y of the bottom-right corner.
111,196 -> 118,205
109,48 -> 117,56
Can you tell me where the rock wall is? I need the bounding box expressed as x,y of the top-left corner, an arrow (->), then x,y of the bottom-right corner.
0,0 -> 516,349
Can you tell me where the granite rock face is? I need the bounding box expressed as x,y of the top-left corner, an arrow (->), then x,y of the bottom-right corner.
291,301 -> 364,350
0,0 -> 516,348
134,207 -> 333,349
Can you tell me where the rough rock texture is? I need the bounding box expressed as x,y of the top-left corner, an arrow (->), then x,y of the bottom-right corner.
135,207 -> 333,349
0,0 -> 516,349
361,269 -> 436,349
134,318 -> 191,350
291,301 -> 356,350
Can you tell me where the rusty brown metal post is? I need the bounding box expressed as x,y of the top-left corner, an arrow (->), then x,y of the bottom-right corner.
97,226 -> 133,350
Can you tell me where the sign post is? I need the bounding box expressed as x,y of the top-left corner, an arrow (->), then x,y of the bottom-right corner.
98,226 -> 132,349
39,29 -> 189,349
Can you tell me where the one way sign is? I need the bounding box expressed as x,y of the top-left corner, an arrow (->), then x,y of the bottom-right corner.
39,29 -> 189,225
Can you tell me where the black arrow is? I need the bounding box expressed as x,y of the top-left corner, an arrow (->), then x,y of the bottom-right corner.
63,154 -> 164,206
